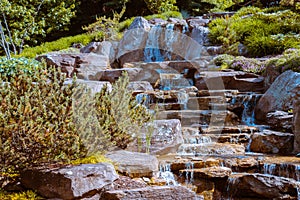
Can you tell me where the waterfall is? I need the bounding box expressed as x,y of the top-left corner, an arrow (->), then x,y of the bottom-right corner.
241,93 -> 259,126
159,163 -> 178,186
263,163 -> 276,175
144,25 -> 164,62
185,162 -> 194,185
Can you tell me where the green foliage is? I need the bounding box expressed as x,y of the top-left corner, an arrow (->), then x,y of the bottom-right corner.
264,48 -> 300,73
144,0 -> 178,14
201,0 -> 244,12
18,34 -> 96,58
83,6 -> 126,41
0,189 -> 42,200
213,54 -> 265,74
94,72 -> 154,149
0,0 -> 77,54
70,152 -> 113,165
0,57 -> 41,77
0,64 -> 85,173
209,7 -> 300,57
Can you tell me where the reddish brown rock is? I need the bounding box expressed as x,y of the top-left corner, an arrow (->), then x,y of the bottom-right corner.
250,129 -> 294,154
266,111 -> 293,132
195,71 -> 265,93
293,86 -> 300,152
224,173 -> 300,199
20,163 -> 118,200
101,185 -> 200,200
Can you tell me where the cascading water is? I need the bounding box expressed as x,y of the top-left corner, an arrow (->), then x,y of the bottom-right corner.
144,25 -> 165,62
159,163 -> 178,186
241,93 -> 260,126
184,162 -> 194,185
263,163 -> 276,175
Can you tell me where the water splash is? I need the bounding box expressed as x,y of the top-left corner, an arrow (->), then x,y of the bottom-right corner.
159,163 -> 178,186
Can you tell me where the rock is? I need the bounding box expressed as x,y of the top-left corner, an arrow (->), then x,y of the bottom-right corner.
266,111 -> 293,132
293,86 -> 300,152
73,80 -> 112,94
187,17 -> 210,28
128,16 -> 151,30
263,63 -> 281,89
127,81 -> 154,91
225,173 -> 300,199
20,163 -> 118,200
190,25 -> 210,46
80,41 -> 118,64
148,18 -> 168,26
105,150 -> 158,178
195,71 -> 264,93
101,185 -> 199,200
126,119 -> 184,155
177,143 -> 245,155
180,166 -> 232,179
255,70 -> 300,121
90,68 -> 142,82
250,129 -> 294,154
36,54 -> 76,77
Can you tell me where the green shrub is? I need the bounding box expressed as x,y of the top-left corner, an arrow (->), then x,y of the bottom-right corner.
264,48 -> 300,73
0,57 -> 41,77
0,189 -> 42,200
144,0 -> 178,14
0,64 -> 85,173
18,33 -> 97,58
94,72 -> 153,149
209,7 -> 300,57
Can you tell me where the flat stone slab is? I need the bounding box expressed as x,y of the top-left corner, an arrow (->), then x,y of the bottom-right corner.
180,166 -> 232,179
20,163 -> 118,199
105,150 -> 159,178
101,185 -> 199,200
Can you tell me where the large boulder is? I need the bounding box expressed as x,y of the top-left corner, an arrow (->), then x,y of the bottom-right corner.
101,185 -> 200,200
126,119 -> 184,155
255,70 -> 300,121
225,173 -> 300,199
20,163 -> 118,200
293,86 -> 300,152
250,129 -> 294,154
105,150 -> 159,178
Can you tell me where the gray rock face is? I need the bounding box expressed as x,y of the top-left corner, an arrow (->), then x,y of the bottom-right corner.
101,185 -> 199,200
105,150 -> 159,178
225,173 -> 300,199
128,16 -> 151,30
127,119 -> 184,155
20,163 -> 118,200
293,86 -> 300,152
127,81 -> 154,91
250,129 -> 294,154
255,70 -> 300,121
266,110 -> 293,132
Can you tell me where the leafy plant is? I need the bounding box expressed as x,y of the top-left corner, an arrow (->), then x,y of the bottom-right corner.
208,6 -> 300,57
94,72 -> 154,149
0,64 -> 85,173
144,0 -> 178,14
0,189 -> 42,200
83,6 -> 126,41
18,33 -> 96,58
0,57 -> 41,77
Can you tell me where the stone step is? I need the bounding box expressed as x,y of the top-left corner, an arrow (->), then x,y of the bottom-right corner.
179,166 -> 232,180
197,89 -> 239,97
182,134 -> 251,146
177,143 -> 245,156
155,110 -> 239,126
187,96 -> 225,110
